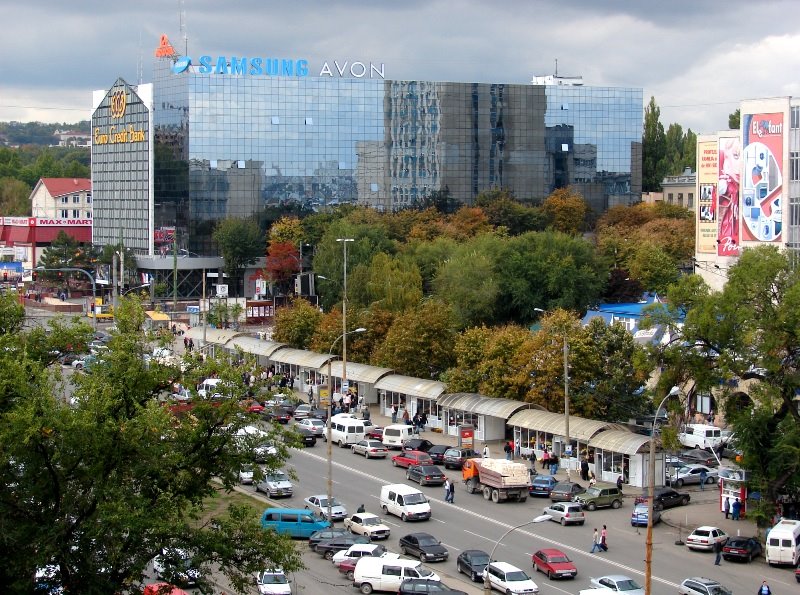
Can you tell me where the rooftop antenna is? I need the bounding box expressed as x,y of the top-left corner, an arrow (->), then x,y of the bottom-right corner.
555,58 -> 558,77
179,0 -> 188,55
137,30 -> 143,85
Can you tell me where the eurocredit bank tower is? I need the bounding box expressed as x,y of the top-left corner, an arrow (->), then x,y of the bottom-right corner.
91,35 -> 642,288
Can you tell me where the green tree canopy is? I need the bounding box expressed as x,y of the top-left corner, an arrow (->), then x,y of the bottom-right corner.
272,298 -> 323,349
212,218 -> 264,297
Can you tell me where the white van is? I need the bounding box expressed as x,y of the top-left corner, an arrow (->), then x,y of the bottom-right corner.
382,424 -> 414,449
353,557 -> 440,594
678,424 -> 723,450
198,378 -> 226,399
765,518 -> 800,565
380,483 -> 431,522
328,413 -> 366,447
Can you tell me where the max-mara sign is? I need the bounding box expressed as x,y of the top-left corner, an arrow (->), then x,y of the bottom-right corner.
1,217 -> 92,227
171,55 -> 385,79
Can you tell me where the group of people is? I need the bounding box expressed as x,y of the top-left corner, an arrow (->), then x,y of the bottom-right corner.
181,336 -> 195,352
590,525 -> 609,552
443,477 -> 456,503
390,404 -> 427,433
722,497 -> 742,520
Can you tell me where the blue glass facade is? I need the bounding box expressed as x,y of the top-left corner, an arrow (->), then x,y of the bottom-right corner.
151,59 -> 642,256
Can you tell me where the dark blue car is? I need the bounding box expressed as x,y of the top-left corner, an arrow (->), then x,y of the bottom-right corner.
530,475 -> 558,496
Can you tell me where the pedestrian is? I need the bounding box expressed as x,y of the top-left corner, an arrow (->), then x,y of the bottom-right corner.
700,468 -> 707,490
590,528 -> 602,553
732,498 -> 741,520
541,448 -> 550,470
356,504 -> 365,513
391,404 -> 398,424
188,338 -> 194,351
758,580 -> 772,595
444,477 -> 451,502
600,525 -> 608,551
402,408 -> 410,425
713,539 -> 722,565
504,441 -> 512,460
616,475 -> 623,492
581,458 -> 589,481
589,472 -> 597,487
448,477 -> 455,504
482,444 -> 490,459
419,412 -> 428,433
183,336 -> 188,349
723,497 -> 730,519
550,456 -> 558,475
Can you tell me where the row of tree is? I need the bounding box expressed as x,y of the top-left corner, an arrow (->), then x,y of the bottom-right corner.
0,120 -> 90,145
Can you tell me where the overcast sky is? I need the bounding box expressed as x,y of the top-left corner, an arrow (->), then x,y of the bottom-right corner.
2,0 -> 799,133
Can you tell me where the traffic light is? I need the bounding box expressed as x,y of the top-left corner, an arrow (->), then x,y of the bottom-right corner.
57,271 -> 63,279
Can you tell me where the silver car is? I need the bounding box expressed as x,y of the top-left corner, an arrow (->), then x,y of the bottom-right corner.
255,470 -> 293,498
296,418 -> 325,436
671,464 -> 718,488
304,494 -> 347,521
542,502 -> 585,526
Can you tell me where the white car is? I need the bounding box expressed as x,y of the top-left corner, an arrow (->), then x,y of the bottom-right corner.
331,543 -> 399,566
343,512 -> 391,540
485,561 -> 539,594
238,464 -> 254,484
542,502 -> 585,526
152,547 -> 200,586
256,568 -> 291,595
686,526 -> 728,551
255,470 -> 293,498
296,418 -> 325,436
590,575 -> 645,595
304,494 -> 347,521
293,404 -> 312,419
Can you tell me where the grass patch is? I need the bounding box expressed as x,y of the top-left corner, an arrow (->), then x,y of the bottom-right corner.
198,484 -> 264,525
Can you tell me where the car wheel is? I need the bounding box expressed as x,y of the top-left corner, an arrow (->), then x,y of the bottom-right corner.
406,472 -> 411,481
346,570 -> 355,581
675,479 -> 684,488
706,477 -> 715,484
560,517 -> 566,526
401,513 -> 407,522
360,583 -> 373,594
324,550 -> 334,560
401,545 -> 408,555
420,553 -> 427,563
611,499 -> 621,509
365,452 -> 370,459
382,505 -> 388,515
392,459 -> 398,467
681,497 -> 690,506
587,502 -> 597,511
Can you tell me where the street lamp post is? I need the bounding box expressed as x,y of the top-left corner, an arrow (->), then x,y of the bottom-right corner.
645,385 -> 680,595
336,238 -> 354,397
326,326 -> 366,522
483,515 -> 552,595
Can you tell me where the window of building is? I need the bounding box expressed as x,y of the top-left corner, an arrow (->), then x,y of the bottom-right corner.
86,195 -> 92,204
72,209 -> 80,218
61,196 -> 68,204
667,193 -> 674,204
792,106 -> 800,129
688,193 -> 694,209
72,195 -> 80,204
791,151 -> 800,182
86,211 -> 92,219
677,192 -> 683,206
60,209 -> 68,218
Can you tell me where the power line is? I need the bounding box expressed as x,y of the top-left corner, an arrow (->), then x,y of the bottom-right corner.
0,104 -> 87,112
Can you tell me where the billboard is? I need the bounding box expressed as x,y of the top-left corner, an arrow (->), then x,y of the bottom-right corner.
697,141 -> 718,254
741,112 -> 783,243
717,136 -> 741,256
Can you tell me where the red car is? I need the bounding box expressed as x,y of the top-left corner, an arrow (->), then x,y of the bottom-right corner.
532,548 -> 577,580
338,558 -> 358,581
366,426 -> 384,440
391,450 -> 433,469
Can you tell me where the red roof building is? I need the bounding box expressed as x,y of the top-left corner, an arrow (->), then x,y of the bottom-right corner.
30,178 -> 92,220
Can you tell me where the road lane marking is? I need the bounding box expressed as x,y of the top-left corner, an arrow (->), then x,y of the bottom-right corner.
294,449 -> 681,588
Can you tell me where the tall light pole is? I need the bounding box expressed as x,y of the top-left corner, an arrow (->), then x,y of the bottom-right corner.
645,385 -> 679,595
336,238 -> 354,398
326,326 -> 366,522
483,515 -> 551,595
534,308 -> 570,476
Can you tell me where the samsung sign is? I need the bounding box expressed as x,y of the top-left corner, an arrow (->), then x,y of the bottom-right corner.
172,55 -> 385,79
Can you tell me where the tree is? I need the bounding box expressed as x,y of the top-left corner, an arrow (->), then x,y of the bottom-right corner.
372,300 -> 456,379
365,253 -> 423,313
38,231 -> 95,281
642,96 -> 667,192
265,241 -> 301,295
475,190 -> 545,235
272,298 -> 323,349
268,216 -> 304,246
0,294 -> 301,593
541,188 -> 590,235
626,242 -> 680,294
0,177 -> 31,215
212,218 -> 263,297
729,109 -> 741,130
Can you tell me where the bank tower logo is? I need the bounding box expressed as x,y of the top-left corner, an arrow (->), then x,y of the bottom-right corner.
109,90 -> 126,118
172,56 -> 192,74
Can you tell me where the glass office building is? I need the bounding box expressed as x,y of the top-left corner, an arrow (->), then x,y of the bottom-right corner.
95,54 -> 642,258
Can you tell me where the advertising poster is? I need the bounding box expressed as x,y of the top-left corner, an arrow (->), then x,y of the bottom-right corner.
697,141 -> 719,253
741,112 -> 783,243
717,136 -> 741,256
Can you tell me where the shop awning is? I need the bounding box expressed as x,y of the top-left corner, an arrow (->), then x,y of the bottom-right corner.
323,361 -> 394,384
145,310 -> 170,321
588,430 -> 652,455
269,348 -> 334,369
507,409 -> 626,441
184,327 -> 243,346
437,393 -> 532,419
374,375 -> 446,400
226,336 -> 286,358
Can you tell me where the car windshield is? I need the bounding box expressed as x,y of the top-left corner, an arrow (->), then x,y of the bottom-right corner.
418,566 -> 435,578
267,472 -> 288,482
444,449 -> 458,456
584,487 -> 602,496
362,517 -> 381,526
319,497 -> 341,507
419,466 -> 439,473
709,586 -> 732,595
677,466 -> 692,475
617,579 -> 643,590
404,493 -> 427,504
471,554 -> 490,564
260,572 -> 288,584
692,529 -> 711,537
506,571 -> 530,581
549,555 -> 570,563
372,545 -> 386,556
368,441 -> 383,447
418,536 -> 439,546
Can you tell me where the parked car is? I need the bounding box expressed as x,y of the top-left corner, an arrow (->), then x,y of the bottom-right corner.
343,512 -> 391,540
574,484 -> 623,511
58,352 -> 83,366
686,526 -> 728,551
152,548 -> 200,587
531,548 -> 577,580
589,575 -> 644,595
665,456 -> 687,481
315,535 -> 371,560
403,438 -> 436,452
722,536 -> 763,562
255,470 -> 293,498
427,445 -> 449,465
295,417 -> 325,436
337,557 -> 358,581
456,549 -> 491,582
308,528 -> 348,550
255,568 -> 291,595
292,404 -> 312,419
529,475 -> 558,497
630,502 -> 661,526
263,407 -> 292,424
680,449 -> 718,466
398,578 -> 468,594
331,543 -> 399,567
366,426 -> 384,440
670,464 -> 718,488
399,532 -> 449,562
406,464 -> 446,486
392,450 -> 434,469
543,502 -> 585,526
351,439 -> 389,459
442,447 -> 478,470
294,426 -> 317,447
549,482 -> 585,502
484,561 -> 539,594
678,577 -> 732,595
238,464 -> 254,485
642,487 -> 691,509
304,494 -> 347,521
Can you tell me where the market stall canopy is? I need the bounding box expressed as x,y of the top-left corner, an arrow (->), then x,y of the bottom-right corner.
226,336 -> 286,358
508,409 -> 626,441
145,310 -> 170,321
588,430 -> 653,454
323,361 -> 393,384
374,375 -> 446,400
269,347 -> 334,369
184,327 -> 243,346
437,393 -> 532,419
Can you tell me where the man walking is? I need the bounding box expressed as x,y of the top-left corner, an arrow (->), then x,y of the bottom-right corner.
448,477 -> 455,504
482,444 -> 490,459
600,525 -> 608,551
723,498 -> 730,519
700,468 -> 707,490
590,528 -> 602,553
504,442 -> 512,460
713,539 -> 723,565
444,478 -> 451,503
732,498 -> 741,520
758,580 -> 772,595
